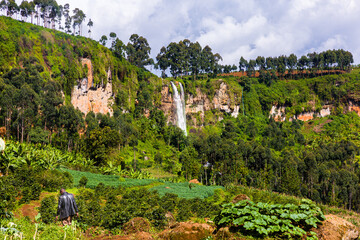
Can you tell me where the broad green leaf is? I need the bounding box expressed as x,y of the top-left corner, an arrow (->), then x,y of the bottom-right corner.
243,221 -> 255,230
233,216 -> 252,225
218,216 -> 231,225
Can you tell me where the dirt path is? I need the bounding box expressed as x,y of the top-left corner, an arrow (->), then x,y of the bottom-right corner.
14,192 -> 55,221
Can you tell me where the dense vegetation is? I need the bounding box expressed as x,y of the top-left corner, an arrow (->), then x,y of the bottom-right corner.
214,199 -> 325,238
1,12 -> 360,239
238,49 -> 353,79
1,15 -> 360,213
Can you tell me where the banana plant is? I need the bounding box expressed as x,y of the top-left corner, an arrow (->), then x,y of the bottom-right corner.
0,151 -> 19,175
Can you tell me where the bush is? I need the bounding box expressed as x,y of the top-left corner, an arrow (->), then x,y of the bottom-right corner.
214,199 -> 325,238
37,169 -> 73,191
77,189 -> 103,226
39,196 -> 57,224
79,176 -> 88,188
0,176 -> 17,219
20,183 -> 42,204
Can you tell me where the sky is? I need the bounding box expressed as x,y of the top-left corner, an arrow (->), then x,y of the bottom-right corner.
17,0 -> 360,74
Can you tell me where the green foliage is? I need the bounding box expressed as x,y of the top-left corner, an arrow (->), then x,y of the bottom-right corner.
214,199 -> 325,238
151,182 -> 224,199
0,176 -> 17,219
39,196 -> 57,224
79,176 -> 88,188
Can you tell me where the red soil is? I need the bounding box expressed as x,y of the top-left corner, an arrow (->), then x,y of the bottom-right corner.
14,192 -> 54,221
219,69 -> 347,78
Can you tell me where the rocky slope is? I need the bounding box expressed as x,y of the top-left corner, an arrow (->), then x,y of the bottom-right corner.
270,101 -> 360,122
69,63 -> 360,126
160,81 -> 241,127
71,58 -> 114,116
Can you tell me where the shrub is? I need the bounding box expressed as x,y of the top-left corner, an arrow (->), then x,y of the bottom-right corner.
39,196 -> 57,224
79,176 -> 88,188
0,176 -> 17,219
20,183 -> 42,204
214,199 -> 325,238
77,189 -> 103,226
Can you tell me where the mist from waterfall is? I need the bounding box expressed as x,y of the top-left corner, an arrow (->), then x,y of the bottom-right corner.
170,82 -> 187,136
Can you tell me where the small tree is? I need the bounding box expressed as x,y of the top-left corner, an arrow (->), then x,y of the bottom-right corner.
79,176 -> 88,188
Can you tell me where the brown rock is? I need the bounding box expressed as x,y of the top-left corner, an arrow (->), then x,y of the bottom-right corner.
130,231 -> 154,240
312,214 -> 359,240
160,85 -> 176,125
189,179 -> 200,184
165,212 -> 176,226
0,127 -> 6,137
214,227 -> 236,240
158,221 -> 214,240
122,217 -> 151,235
231,194 -> 250,203
71,58 -> 114,117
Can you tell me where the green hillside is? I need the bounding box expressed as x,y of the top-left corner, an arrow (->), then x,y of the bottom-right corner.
1,14 -> 360,239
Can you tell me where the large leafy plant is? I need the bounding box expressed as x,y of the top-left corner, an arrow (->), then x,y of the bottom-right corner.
214,199 -> 325,239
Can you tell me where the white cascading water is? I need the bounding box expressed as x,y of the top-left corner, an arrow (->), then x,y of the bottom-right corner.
171,82 -> 187,136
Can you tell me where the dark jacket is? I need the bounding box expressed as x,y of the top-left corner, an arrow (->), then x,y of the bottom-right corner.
57,192 -> 78,220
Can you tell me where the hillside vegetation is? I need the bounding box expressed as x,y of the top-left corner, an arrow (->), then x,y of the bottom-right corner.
1,15 -> 360,239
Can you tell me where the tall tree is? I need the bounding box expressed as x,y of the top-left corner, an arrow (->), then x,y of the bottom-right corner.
189,41 -> 202,79
111,38 -> 126,60
63,3 -> 71,33
287,53 -> 297,77
19,0 -> 30,21
72,8 -> 86,35
239,56 -> 248,72
99,35 -> 107,46
155,46 -> 169,78
247,59 -> 256,77
256,56 -> 266,70
48,0 -> 60,29
6,0 -> 18,18
126,34 -> 154,68
87,18 -> 93,38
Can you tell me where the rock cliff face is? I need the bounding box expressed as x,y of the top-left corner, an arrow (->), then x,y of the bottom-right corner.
269,102 -> 360,122
71,58 -> 114,116
270,105 -> 332,122
161,81 -> 241,127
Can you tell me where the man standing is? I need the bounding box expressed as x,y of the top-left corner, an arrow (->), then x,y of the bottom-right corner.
56,188 -> 79,225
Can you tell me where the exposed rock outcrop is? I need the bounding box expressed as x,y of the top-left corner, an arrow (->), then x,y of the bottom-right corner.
312,214 -> 359,240
159,222 -> 214,240
349,101 -> 360,116
122,217 -> 151,234
71,58 -> 114,117
161,81 -> 241,127
160,85 -> 176,125
270,105 -> 331,122
231,194 -> 250,203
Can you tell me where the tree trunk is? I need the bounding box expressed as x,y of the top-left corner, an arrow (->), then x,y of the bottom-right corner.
133,147 -> 136,171
21,117 -> 24,143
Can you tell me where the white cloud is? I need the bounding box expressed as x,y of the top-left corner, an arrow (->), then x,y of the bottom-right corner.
15,0 -> 360,72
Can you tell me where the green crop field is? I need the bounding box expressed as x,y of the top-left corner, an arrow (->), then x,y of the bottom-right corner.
61,168 -> 158,188
151,182 -> 224,199
61,168 -> 223,199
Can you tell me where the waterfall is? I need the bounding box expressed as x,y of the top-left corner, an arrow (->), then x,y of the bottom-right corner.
171,82 -> 187,136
